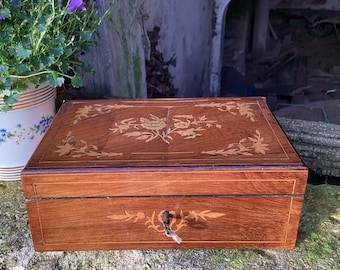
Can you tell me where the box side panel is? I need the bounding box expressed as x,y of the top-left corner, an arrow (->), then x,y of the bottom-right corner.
26,196 -> 304,251
21,170 -> 308,199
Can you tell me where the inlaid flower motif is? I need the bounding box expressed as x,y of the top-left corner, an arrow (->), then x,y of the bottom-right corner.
140,115 -> 166,131
55,132 -> 123,158
173,119 -> 191,129
107,209 -> 226,235
176,128 -> 204,139
110,114 -> 221,144
249,130 -> 270,154
73,104 -> 134,124
195,101 -> 255,122
202,130 -> 269,157
112,118 -> 136,133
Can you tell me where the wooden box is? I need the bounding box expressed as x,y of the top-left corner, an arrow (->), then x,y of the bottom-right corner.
21,98 -> 308,251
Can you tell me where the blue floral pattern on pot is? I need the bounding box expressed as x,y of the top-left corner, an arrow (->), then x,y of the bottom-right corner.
0,116 -> 53,145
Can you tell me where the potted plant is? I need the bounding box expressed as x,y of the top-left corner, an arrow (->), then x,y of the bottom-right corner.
0,0 -> 111,180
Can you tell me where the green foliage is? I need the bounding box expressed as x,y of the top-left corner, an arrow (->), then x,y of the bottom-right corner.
0,0 -> 112,111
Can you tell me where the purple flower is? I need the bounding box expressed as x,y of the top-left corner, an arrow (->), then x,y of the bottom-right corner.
67,0 -> 87,13
0,15 -> 3,20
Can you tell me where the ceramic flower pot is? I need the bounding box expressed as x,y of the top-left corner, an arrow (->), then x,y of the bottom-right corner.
0,82 -> 56,181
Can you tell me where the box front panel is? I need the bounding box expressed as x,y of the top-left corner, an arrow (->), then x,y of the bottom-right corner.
27,196 -> 304,251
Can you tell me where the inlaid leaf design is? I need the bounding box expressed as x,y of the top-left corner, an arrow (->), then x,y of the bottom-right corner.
73,104 -> 134,124
202,130 -> 269,157
55,132 -> 123,158
187,210 -> 226,222
107,211 -> 145,223
107,209 -> 226,236
195,101 -> 255,122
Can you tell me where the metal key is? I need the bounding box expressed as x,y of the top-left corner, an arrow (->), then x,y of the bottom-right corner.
163,211 -> 182,244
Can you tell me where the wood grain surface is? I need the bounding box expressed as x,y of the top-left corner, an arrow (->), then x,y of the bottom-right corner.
26,196 -> 304,251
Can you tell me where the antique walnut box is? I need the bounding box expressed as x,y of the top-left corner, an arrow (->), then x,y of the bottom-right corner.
21,97 -> 308,251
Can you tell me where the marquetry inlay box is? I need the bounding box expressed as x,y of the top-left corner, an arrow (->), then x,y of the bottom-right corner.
21,97 -> 308,251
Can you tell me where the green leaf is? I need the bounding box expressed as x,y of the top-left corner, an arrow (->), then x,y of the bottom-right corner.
30,56 -> 45,70
13,44 -> 32,59
58,61 -> 69,73
37,23 -> 47,33
0,78 -> 13,89
12,80 -> 28,92
36,16 -> 48,32
71,75 -> 83,88
80,43 -> 93,53
81,31 -> 92,41
9,0 -> 21,8
0,29 -> 12,44
2,92 -> 20,112
55,34 -> 65,44
41,55 -> 54,66
0,8 -> 11,19
81,64 -> 93,73
29,77 -> 40,85
15,64 -> 30,73
64,47 -> 73,56
49,47 -> 63,57
0,65 -> 9,76
48,72 -> 64,87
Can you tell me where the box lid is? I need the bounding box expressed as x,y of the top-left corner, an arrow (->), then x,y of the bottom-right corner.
23,98 -> 304,172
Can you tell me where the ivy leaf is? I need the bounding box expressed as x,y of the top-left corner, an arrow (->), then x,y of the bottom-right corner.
49,47 -> 63,57
9,0 -> 21,8
56,60 -> 69,73
80,43 -> 93,53
71,75 -> 83,88
81,31 -> 92,41
14,44 -> 32,59
30,56 -> 45,70
41,55 -> 54,67
29,77 -> 40,85
48,72 -> 64,87
12,80 -> 28,92
15,64 -> 30,73
0,78 -> 12,89
0,8 -> 11,19
81,64 -> 93,73
0,29 -> 11,44
36,16 -> 48,32
0,65 -> 9,76
55,34 -> 65,44
2,93 -> 20,112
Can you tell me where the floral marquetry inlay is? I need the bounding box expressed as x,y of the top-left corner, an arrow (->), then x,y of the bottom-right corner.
55,132 -> 123,158
107,210 -> 226,235
202,130 -> 269,156
109,114 -> 222,144
73,104 -> 134,124
54,101 -> 272,159
195,101 -> 255,122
